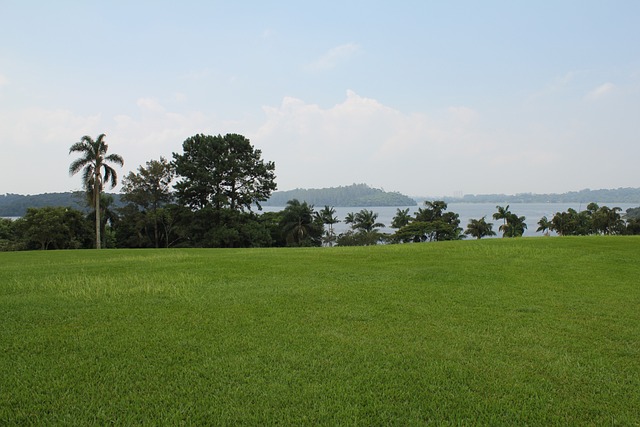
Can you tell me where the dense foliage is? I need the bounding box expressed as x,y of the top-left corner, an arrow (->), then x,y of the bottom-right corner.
173,133 -> 276,211
3,197 -> 640,251
541,203 -> 626,236
390,201 -> 463,243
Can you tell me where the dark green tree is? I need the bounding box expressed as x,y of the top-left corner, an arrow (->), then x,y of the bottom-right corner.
121,157 -> 175,247
536,216 -> 552,235
465,216 -> 496,239
279,199 -> 322,246
399,200 -> 462,242
338,209 -> 385,246
259,211 -> 286,247
625,218 -> 640,235
173,133 -> 276,211
344,212 -> 356,227
493,205 -> 510,231
494,205 -> 527,237
0,218 -> 17,251
69,134 -> 124,249
14,207 -> 91,250
391,221 -> 434,243
591,204 -> 624,235
550,208 -> 589,236
352,209 -> 385,233
391,208 -> 412,229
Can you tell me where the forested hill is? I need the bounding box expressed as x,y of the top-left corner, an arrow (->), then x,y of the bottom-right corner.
0,193 -> 123,217
4,186 -> 640,216
441,187 -> 640,204
263,184 -> 417,207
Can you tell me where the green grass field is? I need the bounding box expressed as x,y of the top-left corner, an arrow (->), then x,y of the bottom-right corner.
2,237 -> 639,425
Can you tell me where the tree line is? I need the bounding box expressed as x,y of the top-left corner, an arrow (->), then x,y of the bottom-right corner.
1,132 -> 640,251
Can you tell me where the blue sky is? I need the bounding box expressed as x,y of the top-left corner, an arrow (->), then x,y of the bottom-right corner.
1,1 -> 639,196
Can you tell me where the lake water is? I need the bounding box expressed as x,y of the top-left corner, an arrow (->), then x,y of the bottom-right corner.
262,202 -> 639,237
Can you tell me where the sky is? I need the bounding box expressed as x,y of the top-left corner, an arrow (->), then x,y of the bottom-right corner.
1,1 -> 639,197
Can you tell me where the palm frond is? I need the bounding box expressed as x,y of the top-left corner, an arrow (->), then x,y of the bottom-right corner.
68,141 -> 89,154
69,157 -> 90,175
105,153 -> 124,166
103,165 -> 119,188
81,165 -> 95,189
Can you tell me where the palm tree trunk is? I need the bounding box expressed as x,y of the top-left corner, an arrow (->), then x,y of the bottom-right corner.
94,175 -> 101,249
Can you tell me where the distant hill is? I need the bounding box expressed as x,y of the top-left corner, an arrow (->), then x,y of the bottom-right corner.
436,187 -> 640,204
3,186 -> 640,216
264,184 -> 417,207
0,193 -> 124,217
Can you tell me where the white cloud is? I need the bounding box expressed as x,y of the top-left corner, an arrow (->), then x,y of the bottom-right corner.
111,100 -> 219,177
308,43 -> 361,71
0,74 -> 8,87
0,100 -> 231,194
251,90 -> 631,196
252,91 -> 502,194
585,82 -> 616,100
136,97 -> 166,114
0,108 -> 103,194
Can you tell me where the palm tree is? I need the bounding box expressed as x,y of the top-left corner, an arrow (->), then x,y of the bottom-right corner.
493,205 -> 510,230
503,213 -> 527,237
317,205 -> 339,246
353,209 -> 385,233
69,134 -> 124,249
280,199 -> 320,246
344,212 -> 356,228
537,216 -> 552,236
391,208 -> 412,229
465,216 -> 496,239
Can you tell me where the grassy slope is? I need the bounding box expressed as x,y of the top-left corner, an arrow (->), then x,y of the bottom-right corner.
1,237 -> 639,425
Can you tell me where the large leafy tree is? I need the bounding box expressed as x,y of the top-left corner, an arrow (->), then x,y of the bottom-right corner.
590,204 -> 624,235
121,157 -> 175,248
403,200 -> 463,242
549,204 -> 625,236
14,207 -> 91,250
69,134 -> 124,249
173,133 -> 276,211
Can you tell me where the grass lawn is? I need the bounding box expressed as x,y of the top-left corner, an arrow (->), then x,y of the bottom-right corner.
1,237 -> 639,425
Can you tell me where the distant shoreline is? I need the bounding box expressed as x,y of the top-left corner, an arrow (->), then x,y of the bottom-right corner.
2,187 -> 640,216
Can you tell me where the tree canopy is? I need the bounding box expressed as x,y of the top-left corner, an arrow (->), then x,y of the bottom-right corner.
173,134 -> 276,211
393,201 -> 463,242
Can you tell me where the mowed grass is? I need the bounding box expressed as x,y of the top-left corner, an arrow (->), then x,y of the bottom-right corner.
1,237 -> 639,425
